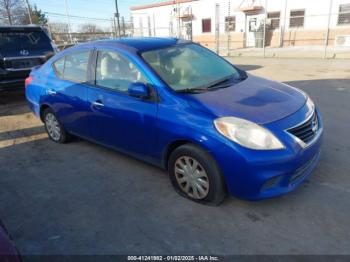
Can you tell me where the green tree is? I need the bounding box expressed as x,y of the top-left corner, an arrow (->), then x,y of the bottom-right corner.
21,4 -> 48,25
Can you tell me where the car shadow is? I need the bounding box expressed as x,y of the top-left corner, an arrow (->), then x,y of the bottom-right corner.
0,89 -> 25,104
0,126 -> 45,142
0,90 -> 29,116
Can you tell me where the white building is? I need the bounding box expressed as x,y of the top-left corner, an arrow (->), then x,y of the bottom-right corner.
130,0 -> 350,50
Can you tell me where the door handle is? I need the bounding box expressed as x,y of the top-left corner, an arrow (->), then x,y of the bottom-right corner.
92,101 -> 104,108
47,89 -> 57,95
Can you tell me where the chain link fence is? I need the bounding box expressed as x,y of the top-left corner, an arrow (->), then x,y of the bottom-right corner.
129,0 -> 350,59
45,20 -> 134,50
45,1 -> 350,58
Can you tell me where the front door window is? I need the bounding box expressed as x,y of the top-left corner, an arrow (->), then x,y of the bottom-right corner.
95,50 -> 146,92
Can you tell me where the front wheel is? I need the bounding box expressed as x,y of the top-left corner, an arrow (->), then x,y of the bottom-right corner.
43,108 -> 71,143
168,144 -> 226,205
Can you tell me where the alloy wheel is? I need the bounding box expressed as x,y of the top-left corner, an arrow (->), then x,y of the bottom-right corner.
45,113 -> 61,141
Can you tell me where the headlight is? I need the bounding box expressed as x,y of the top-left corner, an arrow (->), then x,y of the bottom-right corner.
214,117 -> 285,150
306,96 -> 315,112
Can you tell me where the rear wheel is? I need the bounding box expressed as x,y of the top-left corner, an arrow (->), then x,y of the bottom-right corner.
43,108 -> 71,143
168,144 -> 226,205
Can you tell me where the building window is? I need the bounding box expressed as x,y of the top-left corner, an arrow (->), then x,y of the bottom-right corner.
338,4 -> 350,25
202,18 -> 211,33
225,16 -> 236,32
267,12 -> 280,29
290,9 -> 305,28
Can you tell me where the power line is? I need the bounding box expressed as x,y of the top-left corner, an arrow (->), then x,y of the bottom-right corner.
35,2 -> 118,15
44,12 -> 112,21
34,0 -> 135,16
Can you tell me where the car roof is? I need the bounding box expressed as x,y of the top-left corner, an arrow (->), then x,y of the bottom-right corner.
79,37 -> 190,53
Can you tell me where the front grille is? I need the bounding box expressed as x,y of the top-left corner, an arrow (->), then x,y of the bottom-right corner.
287,110 -> 319,145
9,58 -> 41,69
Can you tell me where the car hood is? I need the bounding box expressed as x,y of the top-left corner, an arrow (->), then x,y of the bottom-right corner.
186,74 -> 307,124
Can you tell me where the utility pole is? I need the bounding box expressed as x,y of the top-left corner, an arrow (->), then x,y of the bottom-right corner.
215,3 -> 220,54
263,0 -> 268,58
64,0 -> 73,43
324,0 -> 333,59
227,0 -> 231,56
122,16 -> 125,36
177,0 -> 181,38
112,18 -> 117,37
24,0 -> 33,24
281,0 -> 288,47
114,0 -> 121,38
153,13 -> 156,36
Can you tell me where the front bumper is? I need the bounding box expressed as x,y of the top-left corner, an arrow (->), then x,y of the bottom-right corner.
212,105 -> 323,200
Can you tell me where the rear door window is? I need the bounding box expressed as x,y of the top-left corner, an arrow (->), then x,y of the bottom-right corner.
52,51 -> 90,83
64,51 -> 90,82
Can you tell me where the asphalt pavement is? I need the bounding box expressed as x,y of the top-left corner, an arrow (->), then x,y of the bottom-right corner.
0,57 -> 349,255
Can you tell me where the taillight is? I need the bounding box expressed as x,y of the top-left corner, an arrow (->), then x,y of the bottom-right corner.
25,76 -> 33,88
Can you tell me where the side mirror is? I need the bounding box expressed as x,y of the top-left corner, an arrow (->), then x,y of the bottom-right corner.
128,82 -> 150,99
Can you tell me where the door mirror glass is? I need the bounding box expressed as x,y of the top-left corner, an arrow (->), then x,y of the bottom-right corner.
128,82 -> 149,99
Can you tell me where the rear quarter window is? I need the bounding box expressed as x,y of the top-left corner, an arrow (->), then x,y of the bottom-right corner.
52,57 -> 65,77
52,50 -> 90,83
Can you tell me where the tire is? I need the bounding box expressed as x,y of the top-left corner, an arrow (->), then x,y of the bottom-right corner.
168,144 -> 226,205
43,108 -> 71,143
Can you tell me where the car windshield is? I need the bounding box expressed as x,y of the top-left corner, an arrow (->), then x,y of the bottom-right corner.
141,43 -> 242,92
0,31 -> 52,51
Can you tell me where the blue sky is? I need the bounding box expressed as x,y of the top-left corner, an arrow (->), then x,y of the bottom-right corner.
30,0 -> 152,29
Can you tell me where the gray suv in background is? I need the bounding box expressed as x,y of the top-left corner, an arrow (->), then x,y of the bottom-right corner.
0,26 -> 56,91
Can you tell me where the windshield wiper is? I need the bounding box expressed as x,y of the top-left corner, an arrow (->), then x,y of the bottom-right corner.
205,75 -> 235,89
176,88 -> 209,94
176,74 -> 248,94
208,74 -> 248,89
198,74 -> 244,90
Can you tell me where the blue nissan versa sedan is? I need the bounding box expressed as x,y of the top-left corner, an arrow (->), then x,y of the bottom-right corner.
25,38 -> 323,205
